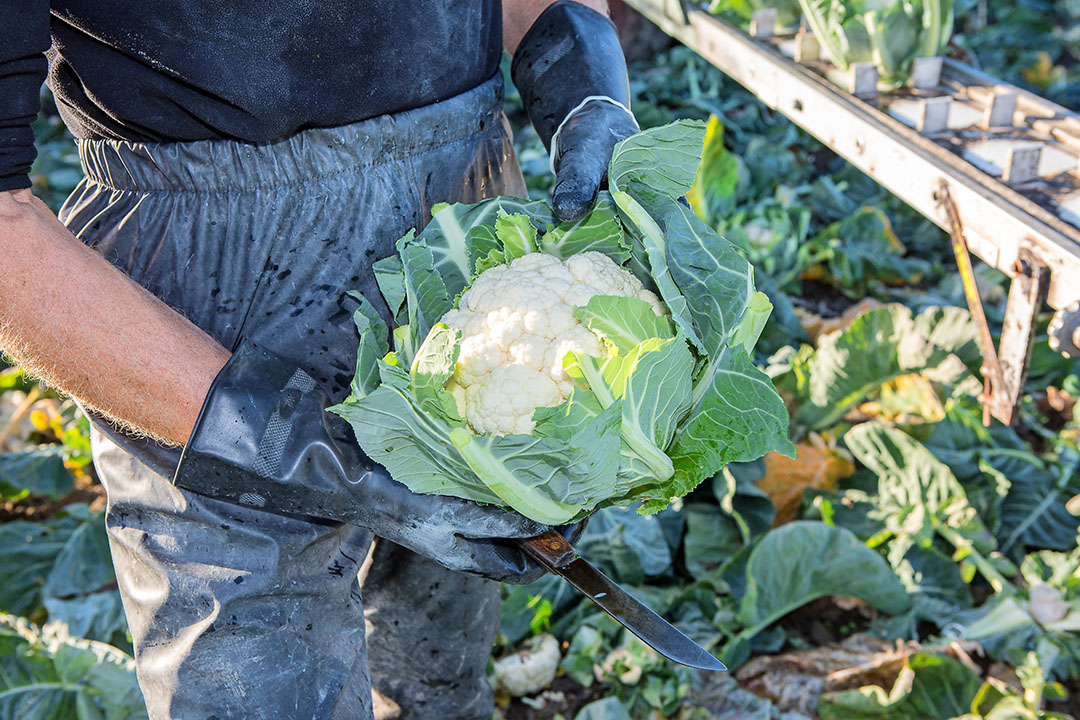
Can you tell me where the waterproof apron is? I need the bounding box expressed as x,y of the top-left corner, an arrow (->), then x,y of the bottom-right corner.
58,74 -> 526,720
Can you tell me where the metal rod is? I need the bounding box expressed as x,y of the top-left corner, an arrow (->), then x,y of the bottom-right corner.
934,181 -> 1007,426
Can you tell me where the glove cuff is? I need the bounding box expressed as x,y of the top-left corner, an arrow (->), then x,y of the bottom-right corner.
510,0 -> 633,151
174,339 -> 372,518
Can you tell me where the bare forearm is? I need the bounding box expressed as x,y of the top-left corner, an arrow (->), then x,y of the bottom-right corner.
0,189 -> 229,446
503,0 -> 608,53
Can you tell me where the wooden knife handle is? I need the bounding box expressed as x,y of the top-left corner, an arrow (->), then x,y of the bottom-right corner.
518,530 -> 578,569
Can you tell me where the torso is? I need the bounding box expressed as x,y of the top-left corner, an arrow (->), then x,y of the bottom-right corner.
47,0 -> 503,142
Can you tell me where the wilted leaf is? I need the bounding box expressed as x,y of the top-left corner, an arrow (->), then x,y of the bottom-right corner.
737,634 -> 956,716
818,651 -> 982,720
679,672 -> 796,719
758,442 -> 855,525
858,374 -> 946,424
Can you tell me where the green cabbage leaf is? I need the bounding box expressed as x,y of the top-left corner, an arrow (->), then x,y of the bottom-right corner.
330,120 -> 794,524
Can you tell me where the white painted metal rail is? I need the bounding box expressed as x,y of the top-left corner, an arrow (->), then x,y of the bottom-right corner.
623,0 -> 1080,317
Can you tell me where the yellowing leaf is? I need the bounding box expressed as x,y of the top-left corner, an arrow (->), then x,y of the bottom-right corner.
858,374 -> 945,423
29,410 -> 50,432
758,443 -> 855,525
1022,51 -> 1066,90
687,115 -> 738,224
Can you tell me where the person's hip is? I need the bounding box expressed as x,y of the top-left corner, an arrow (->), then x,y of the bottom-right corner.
59,72 -> 525,472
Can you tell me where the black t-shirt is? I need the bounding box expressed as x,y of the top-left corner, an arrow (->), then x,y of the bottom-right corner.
1,0 -> 502,191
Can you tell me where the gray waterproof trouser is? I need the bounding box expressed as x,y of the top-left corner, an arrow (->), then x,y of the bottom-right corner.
58,75 -> 527,720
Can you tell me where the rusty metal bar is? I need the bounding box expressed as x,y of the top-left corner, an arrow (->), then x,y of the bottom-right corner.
935,182 -> 1008,425
991,249 -> 1050,425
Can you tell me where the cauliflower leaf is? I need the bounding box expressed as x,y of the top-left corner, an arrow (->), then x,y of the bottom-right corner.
540,193 -> 630,264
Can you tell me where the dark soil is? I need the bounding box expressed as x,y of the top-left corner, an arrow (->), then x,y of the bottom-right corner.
790,280 -> 860,320
779,596 -> 878,648
503,675 -> 605,720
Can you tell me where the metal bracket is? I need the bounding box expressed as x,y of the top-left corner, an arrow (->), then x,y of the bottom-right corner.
993,248 -> 1051,424
936,181 -> 1050,426
625,4 -> 1080,312
1049,301 -> 1080,357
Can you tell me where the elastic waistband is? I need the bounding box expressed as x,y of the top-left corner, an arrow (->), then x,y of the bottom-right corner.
77,74 -> 505,193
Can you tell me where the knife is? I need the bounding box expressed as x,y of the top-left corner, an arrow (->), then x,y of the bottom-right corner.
516,530 -> 727,671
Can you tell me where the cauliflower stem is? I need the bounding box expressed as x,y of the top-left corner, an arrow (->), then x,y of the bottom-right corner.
449,428 -> 582,525
576,355 -> 675,483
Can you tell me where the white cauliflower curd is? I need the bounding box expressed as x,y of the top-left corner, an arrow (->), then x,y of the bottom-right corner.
440,252 -> 665,436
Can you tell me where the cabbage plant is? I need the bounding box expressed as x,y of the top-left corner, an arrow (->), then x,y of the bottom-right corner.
331,120 -> 795,524
709,0 -> 805,32
798,0 -> 954,84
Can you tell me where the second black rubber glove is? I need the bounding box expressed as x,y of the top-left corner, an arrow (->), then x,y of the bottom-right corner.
511,1 -> 640,223
173,340 -> 548,584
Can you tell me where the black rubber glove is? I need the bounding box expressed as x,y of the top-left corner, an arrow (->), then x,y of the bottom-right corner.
511,0 -> 640,223
174,340 -> 548,585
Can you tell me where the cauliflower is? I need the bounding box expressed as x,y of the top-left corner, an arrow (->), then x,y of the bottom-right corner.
440,251 -> 664,436
492,634 -> 561,697
334,123 -> 796,525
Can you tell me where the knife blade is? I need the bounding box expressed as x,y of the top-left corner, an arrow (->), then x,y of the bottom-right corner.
517,530 -> 727,672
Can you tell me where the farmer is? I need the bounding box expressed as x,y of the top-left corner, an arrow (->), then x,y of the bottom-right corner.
0,1 -> 638,717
